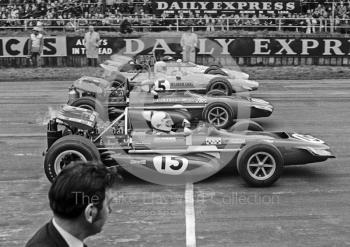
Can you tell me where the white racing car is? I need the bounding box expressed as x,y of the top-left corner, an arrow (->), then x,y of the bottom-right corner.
101,55 -> 258,95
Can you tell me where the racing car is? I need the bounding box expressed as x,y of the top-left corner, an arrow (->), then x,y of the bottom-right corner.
100,55 -> 258,95
67,76 -> 273,129
43,105 -> 334,187
105,54 -> 250,79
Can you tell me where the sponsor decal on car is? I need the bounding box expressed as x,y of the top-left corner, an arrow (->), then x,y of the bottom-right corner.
130,159 -> 147,165
154,137 -> 177,143
155,80 -> 195,90
153,97 -> 207,104
205,137 -> 222,145
170,82 -> 194,88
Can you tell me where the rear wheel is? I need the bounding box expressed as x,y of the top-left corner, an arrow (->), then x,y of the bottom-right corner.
70,96 -> 107,120
204,103 -> 233,129
237,144 -> 283,187
44,135 -> 101,182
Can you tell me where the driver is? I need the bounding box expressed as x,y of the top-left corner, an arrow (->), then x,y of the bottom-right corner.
139,79 -> 159,98
150,111 -> 193,135
154,61 -> 167,75
151,111 -> 175,135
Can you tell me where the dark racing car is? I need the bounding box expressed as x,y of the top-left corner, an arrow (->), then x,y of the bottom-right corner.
67,76 -> 273,129
43,105 -> 334,187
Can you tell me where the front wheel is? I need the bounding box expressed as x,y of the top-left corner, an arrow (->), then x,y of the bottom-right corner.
207,69 -> 228,77
229,120 -> 264,132
206,78 -> 233,96
206,89 -> 227,97
237,144 -> 283,187
44,135 -> 101,182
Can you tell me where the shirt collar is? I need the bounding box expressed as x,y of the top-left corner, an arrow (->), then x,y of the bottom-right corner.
52,218 -> 85,247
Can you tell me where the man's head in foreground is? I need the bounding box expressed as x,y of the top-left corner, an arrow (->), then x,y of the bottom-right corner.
49,162 -> 117,239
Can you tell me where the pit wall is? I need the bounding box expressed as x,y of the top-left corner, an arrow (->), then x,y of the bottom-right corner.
1,33 -> 350,67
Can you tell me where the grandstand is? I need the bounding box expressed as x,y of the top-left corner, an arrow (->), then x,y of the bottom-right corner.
0,0 -> 349,33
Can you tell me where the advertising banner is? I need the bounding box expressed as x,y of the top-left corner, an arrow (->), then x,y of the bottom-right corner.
0,36 -> 67,57
67,36 -> 350,58
151,0 -> 301,16
66,37 -> 120,56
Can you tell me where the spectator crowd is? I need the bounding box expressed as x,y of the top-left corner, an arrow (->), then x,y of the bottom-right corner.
0,0 -> 350,33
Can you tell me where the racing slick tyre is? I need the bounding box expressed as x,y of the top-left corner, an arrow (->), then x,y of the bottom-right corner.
229,120 -> 264,132
206,69 -> 228,77
209,63 -> 223,69
44,135 -> 101,182
203,102 -> 234,129
70,96 -> 107,120
237,144 -> 283,187
206,78 -> 233,96
206,89 -> 227,97
111,79 -> 127,89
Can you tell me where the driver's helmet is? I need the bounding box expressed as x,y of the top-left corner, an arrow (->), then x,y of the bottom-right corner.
140,79 -> 153,92
151,111 -> 174,132
154,61 -> 167,74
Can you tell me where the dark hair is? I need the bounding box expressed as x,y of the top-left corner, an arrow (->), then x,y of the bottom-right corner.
49,161 -> 117,219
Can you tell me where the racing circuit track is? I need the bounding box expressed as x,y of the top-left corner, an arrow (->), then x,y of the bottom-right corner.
0,78 -> 350,247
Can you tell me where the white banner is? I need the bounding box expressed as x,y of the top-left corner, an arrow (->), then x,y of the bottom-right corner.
0,36 -> 67,57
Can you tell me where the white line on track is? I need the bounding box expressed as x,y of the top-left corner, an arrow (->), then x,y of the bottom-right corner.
185,183 -> 196,247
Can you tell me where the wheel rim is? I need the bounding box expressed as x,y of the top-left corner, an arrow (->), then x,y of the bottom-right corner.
210,82 -> 228,94
207,106 -> 229,127
247,152 -> 276,181
79,104 -> 95,111
54,150 -> 87,175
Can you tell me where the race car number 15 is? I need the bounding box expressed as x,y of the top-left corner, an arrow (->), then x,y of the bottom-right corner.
153,155 -> 188,175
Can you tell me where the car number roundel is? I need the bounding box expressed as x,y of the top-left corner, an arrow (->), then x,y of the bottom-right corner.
155,80 -> 171,91
153,155 -> 188,175
291,133 -> 325,144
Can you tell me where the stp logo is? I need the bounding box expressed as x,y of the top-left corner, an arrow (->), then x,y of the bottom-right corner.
0,37 -> 66,57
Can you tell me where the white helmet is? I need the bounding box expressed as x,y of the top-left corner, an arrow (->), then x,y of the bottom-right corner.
154,61 -> 167,73
140,79 -> 153,92
151,111 -> 174,132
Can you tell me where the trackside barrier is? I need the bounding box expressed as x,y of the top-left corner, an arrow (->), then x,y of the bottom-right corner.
1,34 -> 350,67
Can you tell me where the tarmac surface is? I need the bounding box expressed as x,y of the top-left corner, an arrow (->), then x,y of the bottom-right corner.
0,79 -> 349,247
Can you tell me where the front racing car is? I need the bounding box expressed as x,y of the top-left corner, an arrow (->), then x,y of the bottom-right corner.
43,105 -> 334,187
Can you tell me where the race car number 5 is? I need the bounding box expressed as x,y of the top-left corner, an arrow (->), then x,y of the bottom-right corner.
155,80 -> 170,91
153,155 -> 188,175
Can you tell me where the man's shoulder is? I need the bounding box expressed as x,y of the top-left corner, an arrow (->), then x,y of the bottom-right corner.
25,221 -> 68,247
